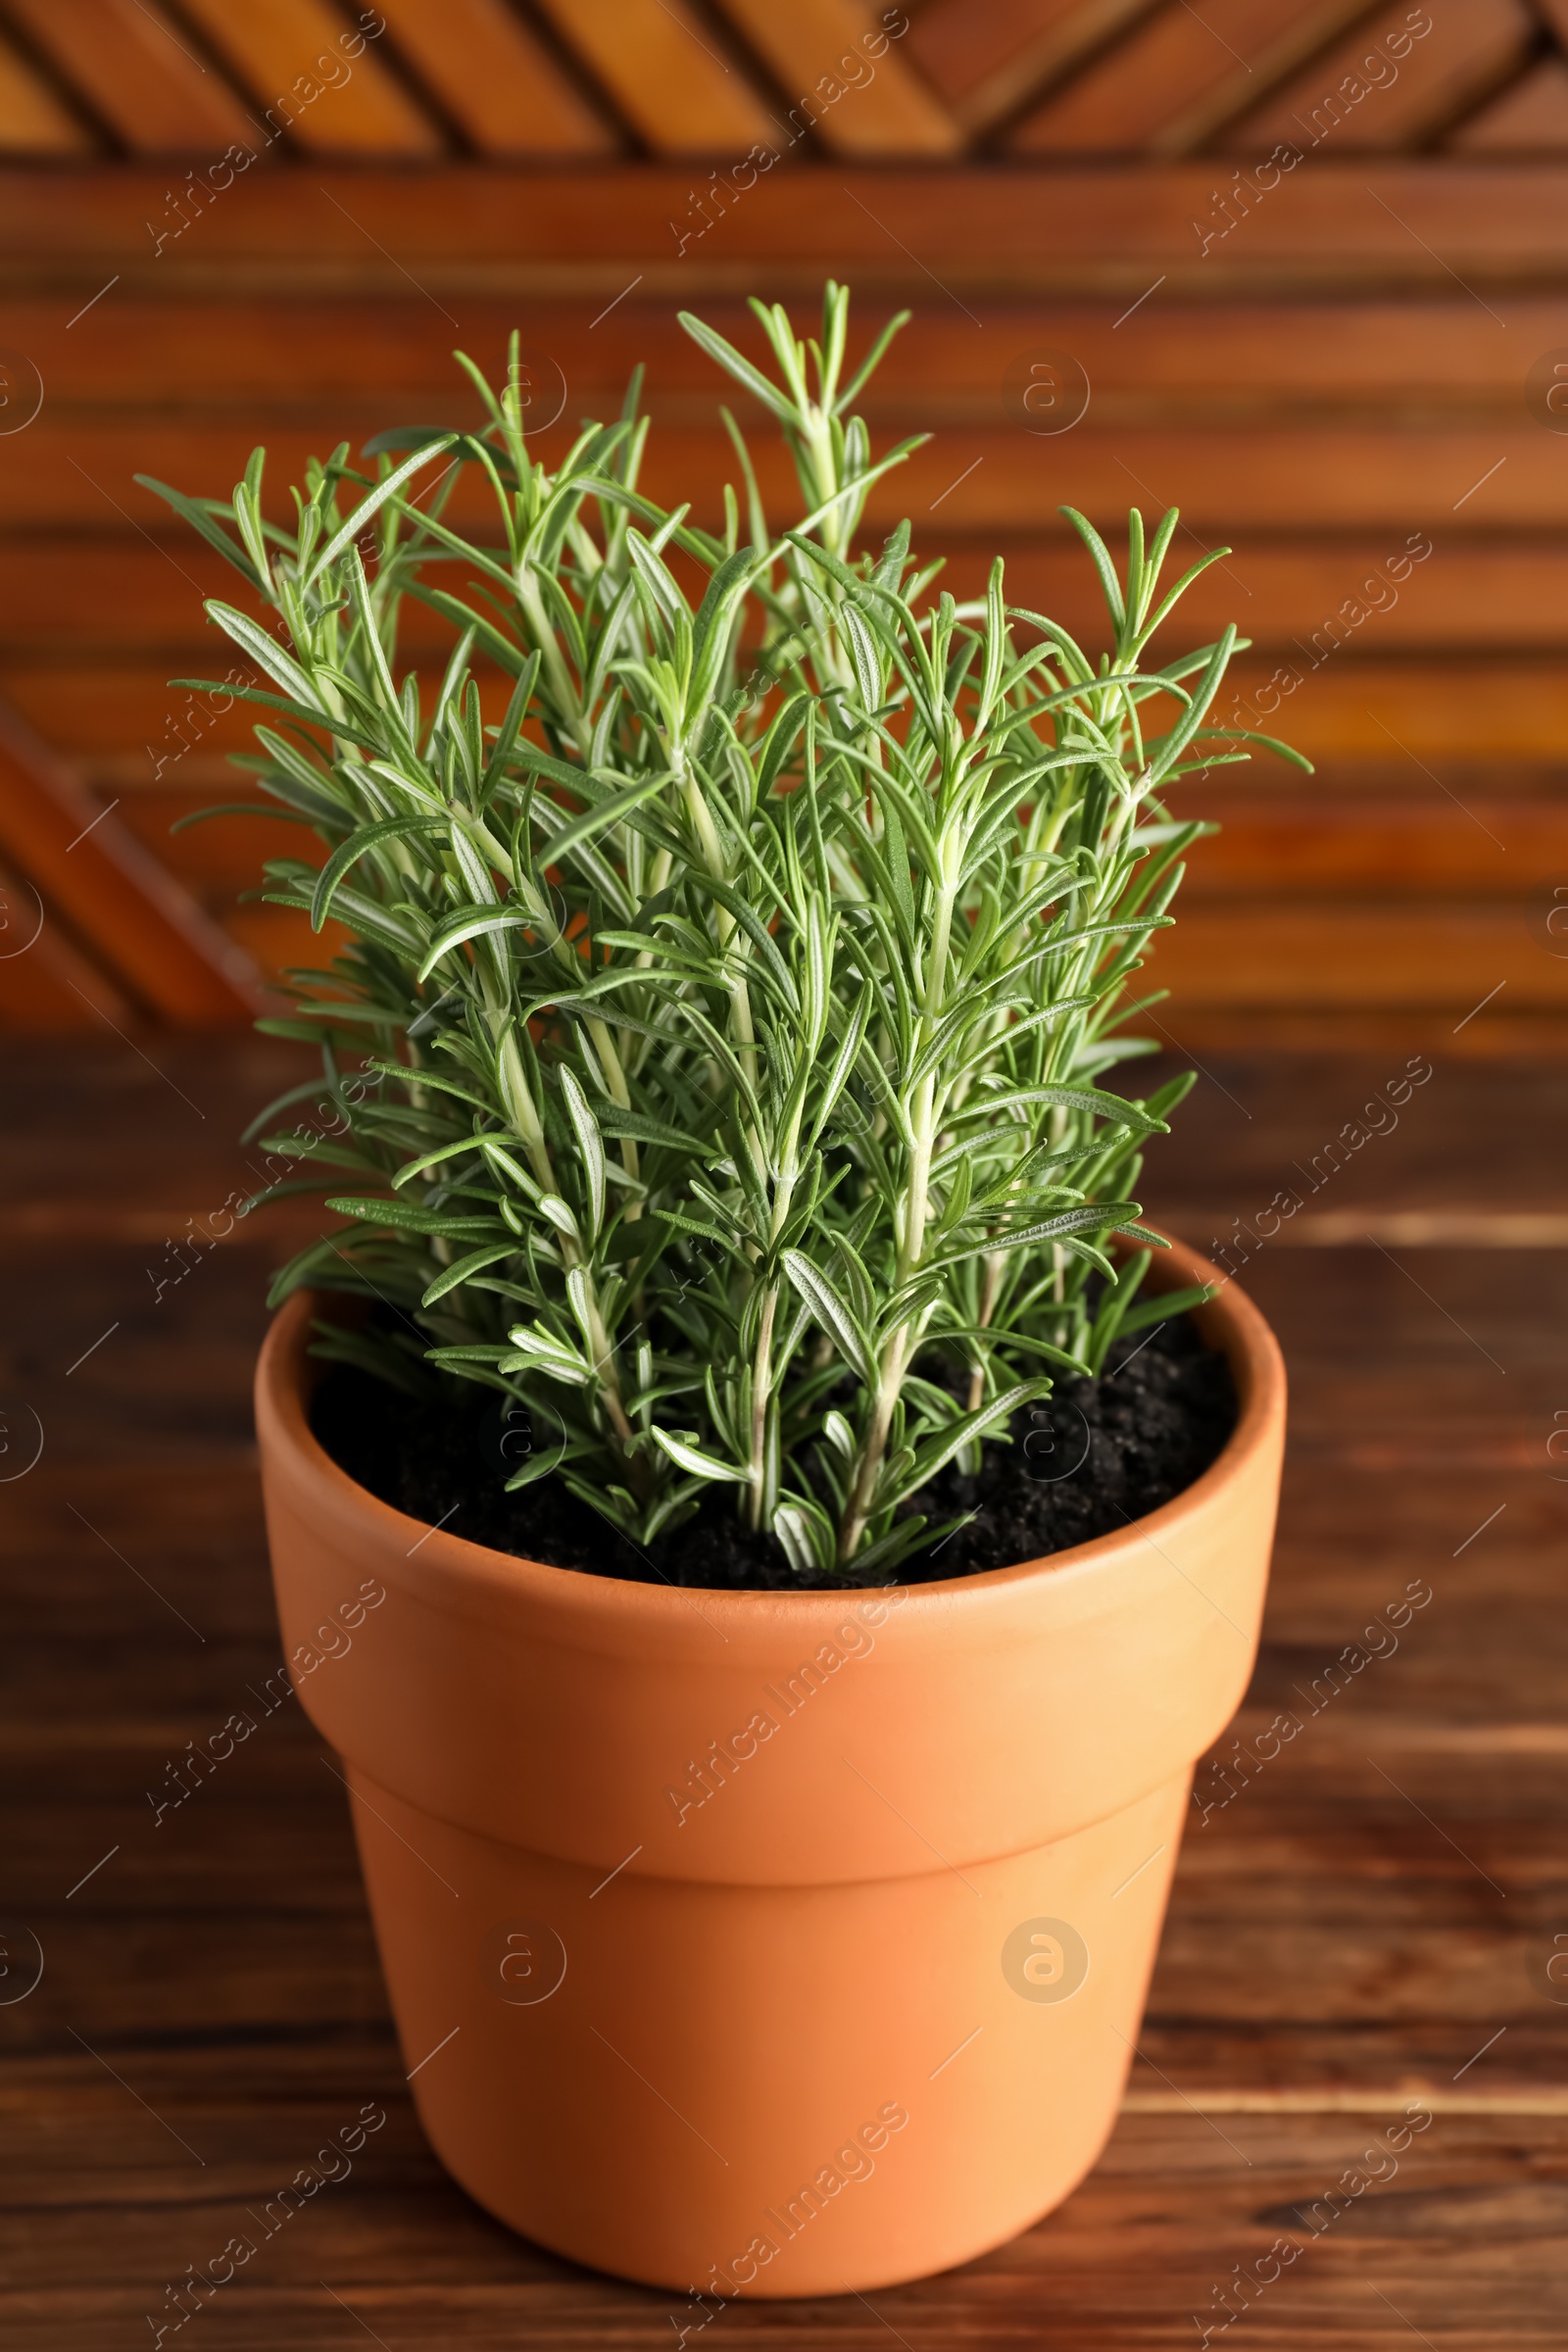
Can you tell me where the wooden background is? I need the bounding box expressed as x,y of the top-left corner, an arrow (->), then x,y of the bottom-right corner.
0,0 -> 1566,1049
3,9 -> 1567,2346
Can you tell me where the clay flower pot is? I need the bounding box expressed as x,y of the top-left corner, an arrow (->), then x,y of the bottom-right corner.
255,1235 -> 1284,2297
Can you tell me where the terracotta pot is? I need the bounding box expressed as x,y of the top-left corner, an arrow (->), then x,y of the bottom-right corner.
255,1236 -> 1284,2298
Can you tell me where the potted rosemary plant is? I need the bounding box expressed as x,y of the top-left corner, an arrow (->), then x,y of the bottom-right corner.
150,287 -> 1289,2297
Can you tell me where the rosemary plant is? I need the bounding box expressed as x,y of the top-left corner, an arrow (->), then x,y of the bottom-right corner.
148,286 -> 1298,1578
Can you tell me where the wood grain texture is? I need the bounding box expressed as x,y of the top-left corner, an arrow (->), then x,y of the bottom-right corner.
2,416 -> 1555,533
1228,0 -> 1539,155
368,0 -> 617,155
2,0 -> 255,153
110,782 -> 1557,903
3,0 -> 1567,170
8,532 -> 1566,654
0,1043 -> 1562,2344
1151,903 -> 1561,1011
6,161 -> 1568,286
6,287 -> 1565,397
5,648 -> 1561,774
0,24 -> 91,151
529,0 -> 777,154
0,697 -> 264,1025
0,853 -> 136,1030
1008,0 -> 1366,155
904,0 -> 1162,132
1457,51 -> 1568,148
716,0 -> 962,156
176,0 -> 446,155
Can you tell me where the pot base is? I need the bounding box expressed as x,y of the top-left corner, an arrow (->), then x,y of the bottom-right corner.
345,1761 -> 1189,2297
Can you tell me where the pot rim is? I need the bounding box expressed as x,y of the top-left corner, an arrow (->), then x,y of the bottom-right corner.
256,1230 -> 1283,1630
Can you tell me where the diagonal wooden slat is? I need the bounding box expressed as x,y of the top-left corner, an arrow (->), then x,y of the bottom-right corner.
0,0 -> 1558,166
531,0 -> 779,153
903,0 -> 1156,137
1009,0 -> 1381,156
1143,0 -> 1383,157
715,0 -> 961,156
3,0 -> 255,152
177,0 -> 445,154
0,697 -> 265,1027
1223,0 -> 1538,155
0,24 -> 96,151
368,0 -> 617,155
1454,53 -> 1568,148
0,853 -> 138,1031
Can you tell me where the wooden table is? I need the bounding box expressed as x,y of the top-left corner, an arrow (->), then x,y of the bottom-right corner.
2,1039 -> 1562,2348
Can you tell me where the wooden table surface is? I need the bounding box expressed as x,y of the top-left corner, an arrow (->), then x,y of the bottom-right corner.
2,1039 -> 1563,2350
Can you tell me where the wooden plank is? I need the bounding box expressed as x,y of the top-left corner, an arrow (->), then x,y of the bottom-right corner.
1153,1005 -> 1568,1056
903,0 -> 1159,134
13,535 -> 1567,659
1240,1239 -> 1563,1375
4,163 -> 1568,294
3,647 -> 1566,780
529,0 -> 778,154
0,854 -> 137,1030
1230,0 -> 1539,155
10,649 -> 1567,767
2,2111 -> 1551,2341
1455,54 -> 1568,150
0,541 -> 237,653
0,2123 -> 1561,2347
939,539 -> 1568,652
1259,1466 -> 1567,1622
1178,797 -> 1549,897
1198,1203 -> 1568,1242
121,785 -> 1563,905
12,649 -> 1568,776
0,696 -> 264,1025
3,417 -> 1560,534
1155,903 -> 1566,1009
223,902 -> 328,979
1150,0 -> 1390,157
0,26 -> 97,152
717,0 -> 962,156
1147,1045 -> 1568,1236
0,1032 -> 311,1220
1008,0 -> 1371,155
211,883 -> 1557,1027
118,796 -> 303,893
22,291 -> 1564,406
175,0 -> 445,156
0,666 -> 345,760
368,0 -> 616,155
897,430 -> 1556,535
2,0 -> 256,153
1213,656 -> 1568,760
120,1038 -> 1568,1268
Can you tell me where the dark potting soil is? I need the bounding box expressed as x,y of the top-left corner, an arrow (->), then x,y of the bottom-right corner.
310,1312 -> 1238,1593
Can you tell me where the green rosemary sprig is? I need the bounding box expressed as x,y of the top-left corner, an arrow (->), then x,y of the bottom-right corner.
148,283 -> 1304,1575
